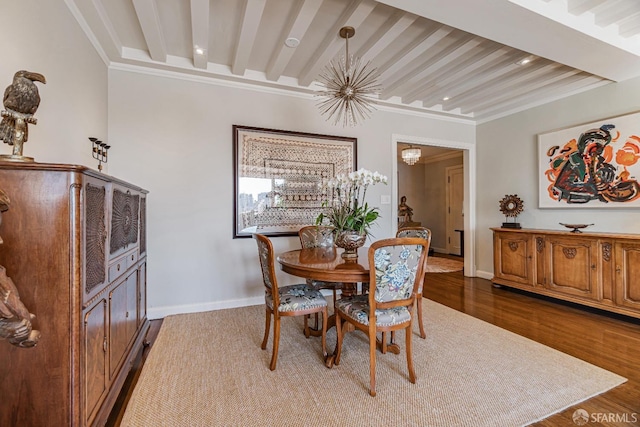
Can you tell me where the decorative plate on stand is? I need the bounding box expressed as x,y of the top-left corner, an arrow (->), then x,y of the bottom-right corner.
499,194 -> 524,229
560,223 -> 594,233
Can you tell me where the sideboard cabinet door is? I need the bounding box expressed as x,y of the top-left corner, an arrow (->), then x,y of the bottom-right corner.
545,235 -> 600,301
493,231 -> 535,286
615,241 -> 640,311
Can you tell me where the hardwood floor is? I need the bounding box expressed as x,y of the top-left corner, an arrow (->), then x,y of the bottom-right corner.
109,258 -> 640,426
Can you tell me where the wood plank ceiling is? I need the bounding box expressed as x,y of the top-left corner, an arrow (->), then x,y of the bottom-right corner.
67,0 -> 640,123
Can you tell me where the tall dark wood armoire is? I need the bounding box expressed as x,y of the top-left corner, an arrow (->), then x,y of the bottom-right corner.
0,162 -> 149,427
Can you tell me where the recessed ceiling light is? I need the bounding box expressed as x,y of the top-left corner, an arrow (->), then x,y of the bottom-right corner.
442,96 -> 450,101
285,37 -> 300,48
516,57 -> 532,65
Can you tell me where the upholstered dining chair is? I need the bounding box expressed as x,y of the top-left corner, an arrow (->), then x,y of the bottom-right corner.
298,225 -> 342,335
396,226 -> 432,339
254,233 -> 328,370
333,237 -> 429,396
298,225 -> 342,301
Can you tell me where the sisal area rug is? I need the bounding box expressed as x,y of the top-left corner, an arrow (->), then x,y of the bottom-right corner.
121,300 -> 625,427
425,257 -> 464,273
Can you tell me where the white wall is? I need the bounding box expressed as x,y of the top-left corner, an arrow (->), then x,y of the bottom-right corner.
107,67 -> 475,318
476,76 -> 640,278
0,1 -> 107,166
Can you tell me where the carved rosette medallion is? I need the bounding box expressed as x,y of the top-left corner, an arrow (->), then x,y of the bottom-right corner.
562,247 -> 577,259
508,241 -> 519,252
110,189 -> 139,254
536,237 -> 544,253
602,242 -> 612,262
85,183 -> 106,292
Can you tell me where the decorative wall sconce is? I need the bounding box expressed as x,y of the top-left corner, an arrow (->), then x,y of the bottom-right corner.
402,145 -> 421,165
89,137 -> 110,172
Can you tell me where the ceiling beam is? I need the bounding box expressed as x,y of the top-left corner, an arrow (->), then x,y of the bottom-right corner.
190,0 -> 209,69
567,0 -> 607,15
476,75 -> 605,121
265,0 -> 323,82
389,36 -> 483,100
445,61 -> 558,109
381,31 -> 473,98
403,42 -> 505,104
355,10 -> 418,64
232,0 -> 267,76
377,24 -> 453,99
298,0 -> 376,87
420,51 -> 524,108
132,0 -> 167,62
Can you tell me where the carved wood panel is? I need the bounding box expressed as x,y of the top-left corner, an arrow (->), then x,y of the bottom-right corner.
85,183 -> 106,293
495,233 -> 533,286
110,189 -> 139,254
548,238 -> 597,298
140,197 -> 146,255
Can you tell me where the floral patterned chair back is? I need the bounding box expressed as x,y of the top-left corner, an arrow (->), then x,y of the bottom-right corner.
370,238 -> 427,305
332,236 -> 428,396
395,226 -> 431,339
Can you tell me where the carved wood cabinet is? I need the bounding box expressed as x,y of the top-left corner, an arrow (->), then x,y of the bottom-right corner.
0,162 -> 149,427
492,228 -> 640,319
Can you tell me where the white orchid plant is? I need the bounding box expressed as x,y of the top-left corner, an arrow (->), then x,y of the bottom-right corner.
316,168 -> 388,235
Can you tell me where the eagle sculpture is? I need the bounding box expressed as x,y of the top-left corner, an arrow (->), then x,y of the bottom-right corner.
0,189 -> 40,348
0,70 -> 46,151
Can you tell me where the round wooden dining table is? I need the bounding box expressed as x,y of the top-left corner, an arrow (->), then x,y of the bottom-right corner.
277,245 -> 400,367
276,246 -> 369,297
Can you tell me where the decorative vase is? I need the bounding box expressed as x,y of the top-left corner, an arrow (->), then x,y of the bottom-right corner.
335,230 -> 366,259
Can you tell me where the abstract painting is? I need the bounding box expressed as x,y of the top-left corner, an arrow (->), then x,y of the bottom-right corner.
233,125 -> 356,237
538,111 -> 640,208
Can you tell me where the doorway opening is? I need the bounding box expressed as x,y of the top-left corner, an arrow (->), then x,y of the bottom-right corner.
393,135 -> 476,277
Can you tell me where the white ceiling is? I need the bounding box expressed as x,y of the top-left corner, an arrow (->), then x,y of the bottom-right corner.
66,0 -> 640,123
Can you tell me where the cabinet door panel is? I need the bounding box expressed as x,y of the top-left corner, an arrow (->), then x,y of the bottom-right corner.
138,261 -> 147,325
84,299 -> 108,424
547,236 -> 598,299
615,242 -> 640,310
109,271 -> 137,378
493,232 -> 533,285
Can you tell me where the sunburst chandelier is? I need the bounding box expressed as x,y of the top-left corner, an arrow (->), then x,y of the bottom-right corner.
402,146 -> 421,165
316,26 -> 381,127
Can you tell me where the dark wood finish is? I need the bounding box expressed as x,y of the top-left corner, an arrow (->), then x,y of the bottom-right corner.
492,227 -> 640,319
109,258 -> 639,426
0,162 -> 148,427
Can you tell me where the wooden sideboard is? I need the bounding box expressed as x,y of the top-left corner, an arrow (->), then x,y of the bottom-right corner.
492,227 -> 640,319
0,162 -> 149,427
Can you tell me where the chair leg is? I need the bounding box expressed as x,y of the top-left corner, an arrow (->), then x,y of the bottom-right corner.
369,326 -> 377,397
303,314 -> 311,338
269,315 -> 281,371
416,294 -> 426,339
321,308 -> 328,359
406,323 -> 416,384
334,313 -> 343,366
261,308 -> 271,350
